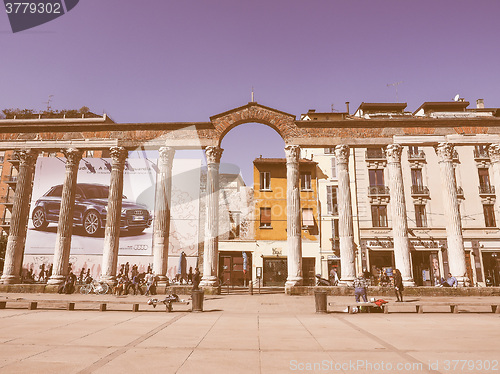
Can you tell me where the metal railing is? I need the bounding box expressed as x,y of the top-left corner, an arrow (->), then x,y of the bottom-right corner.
479,185 -> 496,195
368,186 -> 390,196
411,185 -> 430,196
474,149 -> 489,159
407,150 -> 426,160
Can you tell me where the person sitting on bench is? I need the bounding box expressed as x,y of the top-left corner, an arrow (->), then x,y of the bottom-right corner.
439,273 -> 458,287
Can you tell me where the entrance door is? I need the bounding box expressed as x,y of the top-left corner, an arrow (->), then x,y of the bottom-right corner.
411,251 -> 433,286
219,252 -> 252,286
263,258 -> 287,286
482,252 -> 500,286
302,258 -> 316,286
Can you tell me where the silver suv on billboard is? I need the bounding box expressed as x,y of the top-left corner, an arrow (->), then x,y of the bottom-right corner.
32,183 -> 152,236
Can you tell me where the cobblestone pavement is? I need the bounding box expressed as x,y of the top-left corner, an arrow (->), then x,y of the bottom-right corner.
0,293 -> 499,374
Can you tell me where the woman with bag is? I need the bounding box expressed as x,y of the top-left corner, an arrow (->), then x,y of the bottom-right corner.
394,269 -> 404,302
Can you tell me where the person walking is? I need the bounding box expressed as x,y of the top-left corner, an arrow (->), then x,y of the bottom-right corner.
192,267 -> 201,291
353,272 -> 368,303
393,268 -> 404,302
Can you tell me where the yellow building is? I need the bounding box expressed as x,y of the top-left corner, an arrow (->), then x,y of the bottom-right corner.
252,157 -> 320,286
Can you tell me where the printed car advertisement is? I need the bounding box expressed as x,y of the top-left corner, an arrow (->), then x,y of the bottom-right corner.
24,156 -> 201,279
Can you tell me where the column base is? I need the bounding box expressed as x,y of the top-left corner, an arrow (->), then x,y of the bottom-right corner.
156,275 -> 169,286
339,277 -> 355,286
285,277 -> 302,288
200,276 -> 219,287
47,275 -> 65,285
0,275 -> 21,284
201,286 -> 220,295
100,275 -> 117,286
403,279 -> 416,287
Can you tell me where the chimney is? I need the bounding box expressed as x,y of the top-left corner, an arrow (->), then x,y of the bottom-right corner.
345,101 -> 350,115
476,99 -> 485,109
308,109 -> 316,113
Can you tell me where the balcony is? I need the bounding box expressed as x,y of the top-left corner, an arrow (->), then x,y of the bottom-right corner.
368,185 -> 390,197
457,186 -> 465,199
408,150 -> 426,161
411,185 -> 430,197
365,149 -> 386,161
479,185 -> 496,197
474,148 -> 490,160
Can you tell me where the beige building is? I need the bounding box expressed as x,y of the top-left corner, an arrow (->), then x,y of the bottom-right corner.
302,99 -> 500,286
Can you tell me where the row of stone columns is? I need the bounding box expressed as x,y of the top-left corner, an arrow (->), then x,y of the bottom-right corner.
0,141 -> 489,287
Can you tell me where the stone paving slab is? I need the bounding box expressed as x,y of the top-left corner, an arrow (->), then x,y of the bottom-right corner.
0,293 -> 499,373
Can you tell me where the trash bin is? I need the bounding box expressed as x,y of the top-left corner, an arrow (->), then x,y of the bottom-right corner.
314,290 -> 327,313
192,289 -> 204,312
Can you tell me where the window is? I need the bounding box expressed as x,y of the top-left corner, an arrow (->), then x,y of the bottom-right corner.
366,148 -> 384,159
302,208 -> 314,228
0,151 -> 4,164
415,204 -> 427,227
408,146 -> 419,156
326,186 -> 338,215
484,204 -> 496,227
86,150 -> 95,157
478,168 -> 491,188
369,169 -> 384,186
331,219 -> 339,251
260,172 -> 271,190
260,207 -> 271,228
48,185 -> 63,197
330,158 -> 337,179
371,205 -> 388,227
411,169 -> 424,187
300,172 -> 312,190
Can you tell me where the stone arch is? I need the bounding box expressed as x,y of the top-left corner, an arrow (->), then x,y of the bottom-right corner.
210,102 -> 299,145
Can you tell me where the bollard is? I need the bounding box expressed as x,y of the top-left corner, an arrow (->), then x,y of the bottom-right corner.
314,290 -> 327,313
192,290 -> 204,312
249,282 -> 253,295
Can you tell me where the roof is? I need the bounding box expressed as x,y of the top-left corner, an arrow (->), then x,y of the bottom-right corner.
356,102 -> 408,112
413,101 -> 469,115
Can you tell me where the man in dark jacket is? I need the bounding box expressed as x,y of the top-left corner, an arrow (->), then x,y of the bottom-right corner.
393,269 -> 404,302
192,268 -> 201,291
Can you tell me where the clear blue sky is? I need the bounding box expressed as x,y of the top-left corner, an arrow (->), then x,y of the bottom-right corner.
1,0 -> 500,183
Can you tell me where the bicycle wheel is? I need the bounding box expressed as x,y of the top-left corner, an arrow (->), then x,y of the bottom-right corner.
79,284 -> 90,294
96,282 -> 110,295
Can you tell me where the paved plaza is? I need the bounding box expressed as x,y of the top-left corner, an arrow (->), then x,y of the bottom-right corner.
0,293 -> 499,374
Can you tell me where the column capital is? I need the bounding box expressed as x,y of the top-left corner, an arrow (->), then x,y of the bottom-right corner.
334,144 -> 349,164
285,145 -> 300,164
61,148 -> 83,166
14,149 -> 39,166
435,142 -> 455,162
488,144 -> 500,163
159,146 -> 175,165
109,146 -> 128,165
205,146 -> 223,164
385,144 -> 403,163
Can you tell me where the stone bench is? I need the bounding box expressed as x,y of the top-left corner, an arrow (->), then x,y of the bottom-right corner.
328,301 -> 500,314
0,298 -> 189,312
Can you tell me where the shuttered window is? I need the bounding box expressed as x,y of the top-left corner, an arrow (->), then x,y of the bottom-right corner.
260,207 -> 271,227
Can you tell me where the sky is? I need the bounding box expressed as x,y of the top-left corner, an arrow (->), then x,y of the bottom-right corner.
1,0 -> 500,183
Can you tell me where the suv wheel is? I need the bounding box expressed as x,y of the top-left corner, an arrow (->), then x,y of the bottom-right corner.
32,207 -> 48,230
83,211 -> 101,236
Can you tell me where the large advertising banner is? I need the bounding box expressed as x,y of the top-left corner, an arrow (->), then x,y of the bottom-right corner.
23,156 -> 201,280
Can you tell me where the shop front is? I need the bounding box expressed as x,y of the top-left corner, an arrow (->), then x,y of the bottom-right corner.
262,257 -> 316,286
482,251 -> 500,286
219,251 -> 252,286
411,250 -> 440,286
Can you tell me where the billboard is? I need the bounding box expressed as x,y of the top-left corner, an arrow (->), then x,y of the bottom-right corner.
23,155 -> 201,280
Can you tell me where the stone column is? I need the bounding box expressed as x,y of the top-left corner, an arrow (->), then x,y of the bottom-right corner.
335,145 -> 356,284
152,146 -> 175,284
48,148 -> 83,285
101,146 -> 127,285
488,144 -> 500,218
1,149 -> 39,284
200,146 -> 223,287
285,145 -> 303,287
436,142 -> 466,284
385,144 -> 415,286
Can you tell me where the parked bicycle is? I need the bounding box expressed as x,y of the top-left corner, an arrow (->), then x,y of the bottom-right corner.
79,281 -> 110,295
